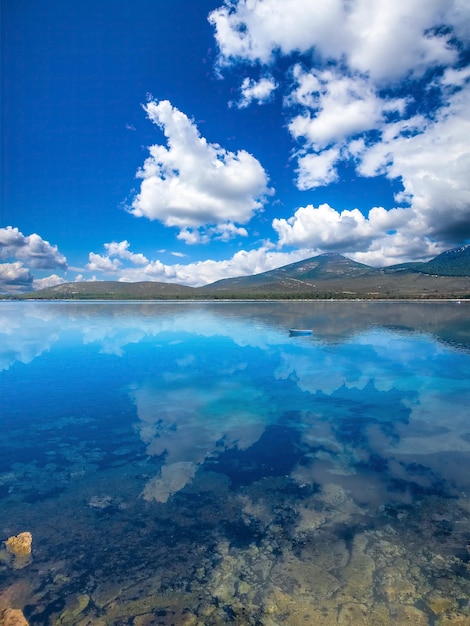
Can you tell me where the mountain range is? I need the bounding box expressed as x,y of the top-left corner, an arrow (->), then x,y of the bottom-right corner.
7,244 -> 470,300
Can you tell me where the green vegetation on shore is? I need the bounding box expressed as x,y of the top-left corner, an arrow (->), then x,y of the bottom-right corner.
2,247 -> 469,301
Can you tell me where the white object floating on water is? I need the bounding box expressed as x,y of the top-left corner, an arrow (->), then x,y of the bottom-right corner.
289,329 -> 313,336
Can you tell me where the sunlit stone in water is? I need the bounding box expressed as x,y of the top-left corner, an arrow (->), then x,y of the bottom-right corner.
0,301 -> 469,624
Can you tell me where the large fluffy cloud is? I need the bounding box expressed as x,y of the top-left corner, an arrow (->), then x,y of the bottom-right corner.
272,203 -> 444,265
0,262 -> 34,293
130,99 -> 272,243
287,66 -> 407,150
0,227 -> 68,293
356,85 -> 470,243
209,0 -> 462,81
277,83 -> 470,255
0,226 -> 67,269
210,0 -> 470,261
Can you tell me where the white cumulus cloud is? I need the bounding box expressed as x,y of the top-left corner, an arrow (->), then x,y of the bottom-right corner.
210,0 -> 470,261
356,84 -> 470,243
129,99 -> 273,242
210,0 -> 462,82
86,241 -> 148,273
117,246 -> 310,287
271,203 -> 443,265
0,227 -> 68,293
288,67 -> 407,150
86,240 -> 310,287
33,274 -> 67,290
0,226 -> 67,269
0,262 -> 34,293
104,240 -> 149,265
86,253 -> 123,273
295,148 -> 341,190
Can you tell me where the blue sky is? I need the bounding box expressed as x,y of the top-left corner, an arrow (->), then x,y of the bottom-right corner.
1,0 -> 470,292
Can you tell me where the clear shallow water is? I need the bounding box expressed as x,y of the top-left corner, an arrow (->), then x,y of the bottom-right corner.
0,300 -> 469,625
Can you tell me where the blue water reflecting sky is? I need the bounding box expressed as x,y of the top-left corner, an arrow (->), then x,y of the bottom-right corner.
2,301 -> 470,492
1,301 -> 469,624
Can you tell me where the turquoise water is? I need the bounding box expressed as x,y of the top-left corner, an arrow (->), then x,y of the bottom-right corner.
0,301 -> 469,625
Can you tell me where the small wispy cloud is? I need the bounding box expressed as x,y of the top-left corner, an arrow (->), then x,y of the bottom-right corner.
231,76 -> 278,109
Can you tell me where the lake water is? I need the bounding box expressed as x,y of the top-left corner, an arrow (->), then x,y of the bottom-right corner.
1,301 -> 469,625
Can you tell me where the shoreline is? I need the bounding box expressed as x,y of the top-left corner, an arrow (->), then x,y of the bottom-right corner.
1,297 -> 468,303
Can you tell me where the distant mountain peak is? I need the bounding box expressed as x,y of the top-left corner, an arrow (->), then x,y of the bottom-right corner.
435,243 -> 470,259
6,243 -> 469,299
385,243 -> 470,277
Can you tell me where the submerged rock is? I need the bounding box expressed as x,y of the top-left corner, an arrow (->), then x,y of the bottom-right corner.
393,605 -> 429,625
3,533 -> 32,569
57,593 -> 90,624
5,533 -> 32,557
2,608 -> 29,626
435,614 -> 470,625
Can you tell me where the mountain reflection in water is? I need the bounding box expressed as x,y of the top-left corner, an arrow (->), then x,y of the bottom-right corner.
0,301 -> 469,625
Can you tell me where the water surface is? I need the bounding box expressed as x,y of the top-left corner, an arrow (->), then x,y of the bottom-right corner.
1,301 -> 469,625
